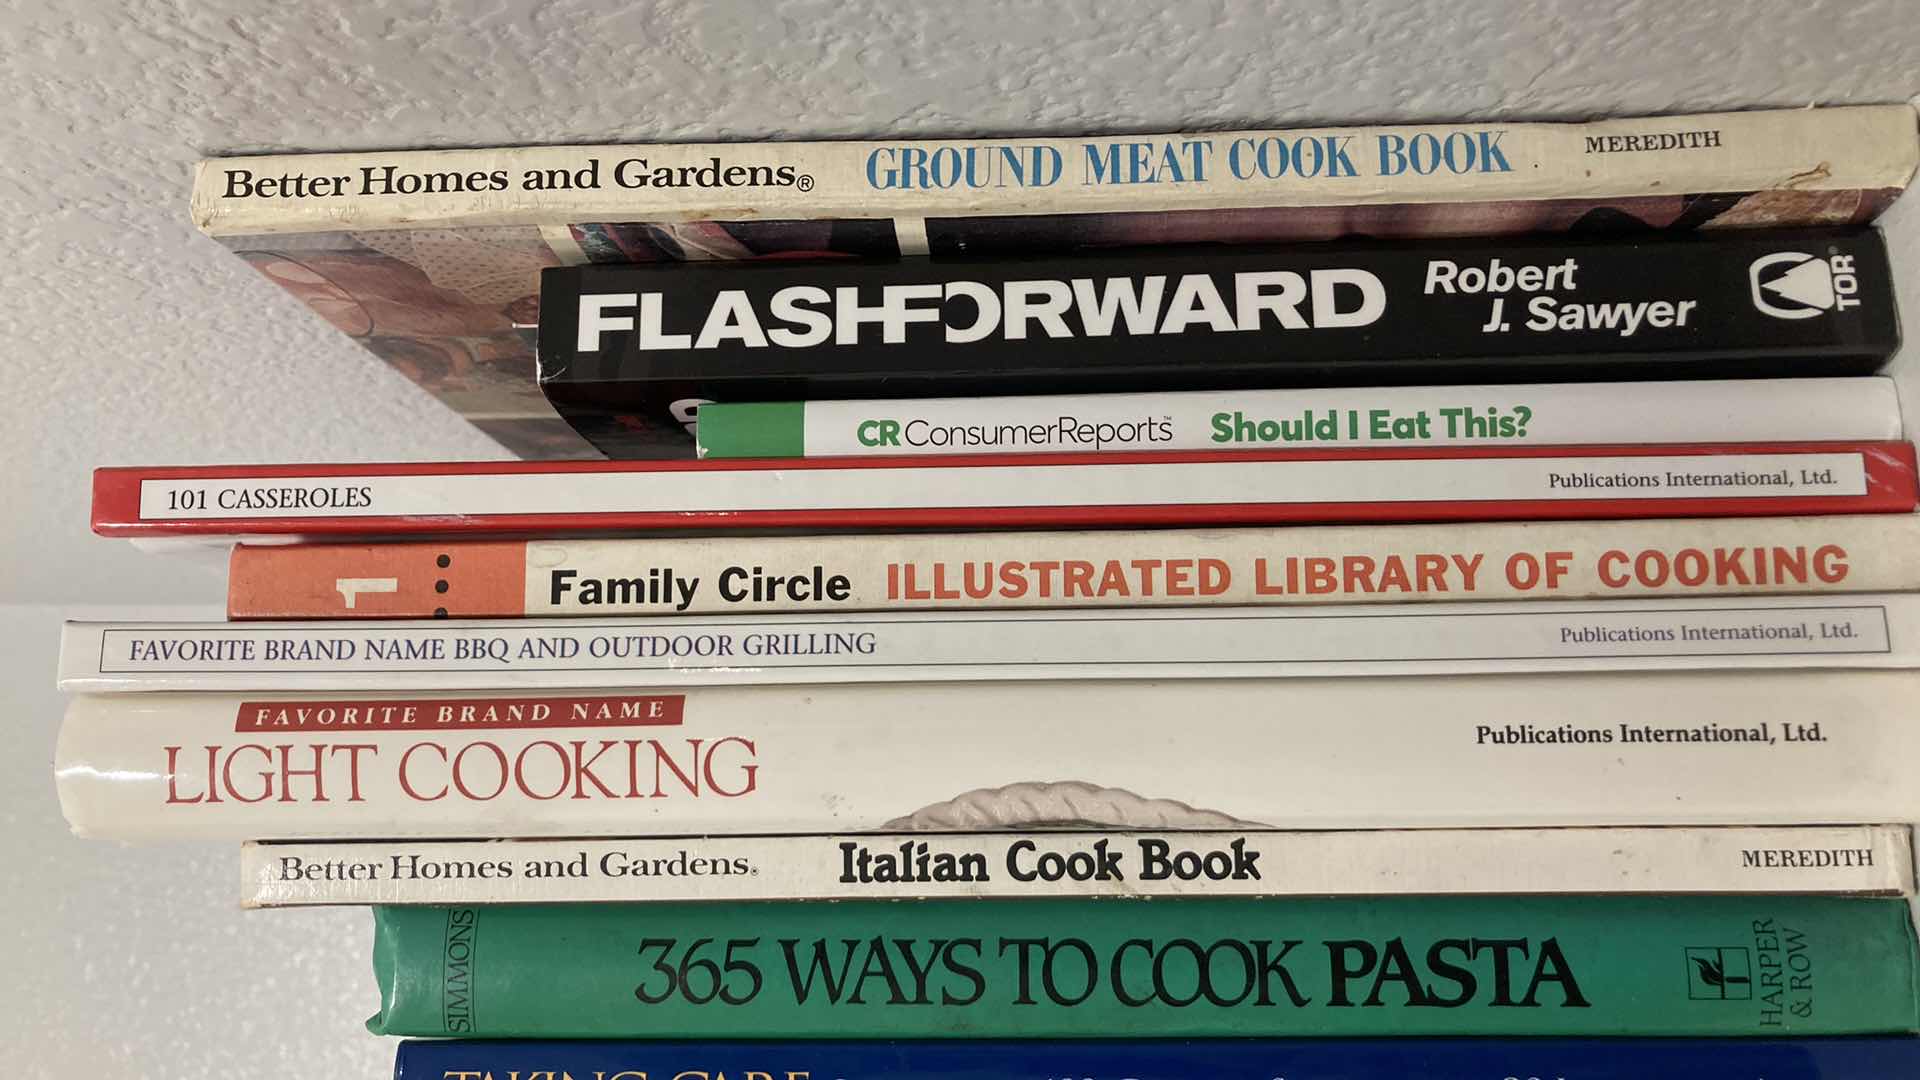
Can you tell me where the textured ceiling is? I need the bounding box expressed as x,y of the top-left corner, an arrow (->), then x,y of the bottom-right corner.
4,0 -> 1920,608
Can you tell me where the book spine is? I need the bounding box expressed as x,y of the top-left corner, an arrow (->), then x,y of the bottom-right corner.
694,377 -> 1905,459
541,230 -> 1898,457
88,441 -> 1920,539
392,1037 -> 1920,1080
223,515 -> 1920,620
242,824 -> 1915,907
56,593 -> 1920,693
192,105 -> 1919,236
364,896 -> 1920,1037
55,670 -> 1920,840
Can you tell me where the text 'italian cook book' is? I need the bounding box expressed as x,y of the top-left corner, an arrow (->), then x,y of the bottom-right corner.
244,824 -> 1914,907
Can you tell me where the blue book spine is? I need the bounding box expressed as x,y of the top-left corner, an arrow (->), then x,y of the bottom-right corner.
394,1037 -> 1920,1080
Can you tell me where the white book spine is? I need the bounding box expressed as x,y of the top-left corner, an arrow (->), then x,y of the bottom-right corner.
54,670 -> 1920,840
760,378 -> 1904,457
57,594 -> 1920,692
241,825 -> 1915,907
190,106 -> 1920,235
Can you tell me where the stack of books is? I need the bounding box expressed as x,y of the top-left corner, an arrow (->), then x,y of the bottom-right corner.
57,105 -> 1920,1078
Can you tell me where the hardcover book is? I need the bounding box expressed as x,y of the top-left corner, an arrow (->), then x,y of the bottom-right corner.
242,824 -> 1915,907
225,514 -> 1920,620
54,670 -> 1920,840
692,376 -> 1905,458
193,105 -> 1919,458
90,441 -> 1920,540
364,896 -> 1920,1037
541,229 -> 1898,455
57,593 -> 1920,693
392,1037 -> 1920,1080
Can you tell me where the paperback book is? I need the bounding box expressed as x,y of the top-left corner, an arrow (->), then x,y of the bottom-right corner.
56,593 -> 1920,693
692,376 -> 1905,458
55,670 -> 1920,839
242,824 -> 1914,907
90,441 -> 1920,540
542,229 -> 1898,455
193,105 -> 1919,457
224,514 -> 1920,619
391,1037 -> 1920,1080
364,896 -> 1920,1037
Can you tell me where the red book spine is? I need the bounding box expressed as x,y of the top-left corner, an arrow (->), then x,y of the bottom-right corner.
94,442 -> 1919,539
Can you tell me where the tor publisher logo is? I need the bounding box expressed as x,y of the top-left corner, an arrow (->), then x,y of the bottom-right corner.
1684,946 -> 1753,1000
1748,251 -> 1862,319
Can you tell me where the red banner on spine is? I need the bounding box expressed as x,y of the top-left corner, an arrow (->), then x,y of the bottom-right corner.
232,695 -> 685,733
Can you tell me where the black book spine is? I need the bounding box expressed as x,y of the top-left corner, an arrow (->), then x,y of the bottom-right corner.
537,227 -> 1899,457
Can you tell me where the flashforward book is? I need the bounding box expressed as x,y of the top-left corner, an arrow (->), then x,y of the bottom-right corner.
192,105 -> 1919,457
54,593 -> 1920,693
390,1038 -> 1920,1080
225,515 -> 1920,619
89,442 -> 1920,540
54,670 -> 1920,840
244,824 -> 1913,907
363,897 -> 1920,1037
541,228 -> 1897,454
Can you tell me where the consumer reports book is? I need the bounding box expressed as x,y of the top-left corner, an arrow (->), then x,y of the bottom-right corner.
692,377 -> 1904,459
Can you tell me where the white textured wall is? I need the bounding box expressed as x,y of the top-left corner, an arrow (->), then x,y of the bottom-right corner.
4,1 -> 1920,1076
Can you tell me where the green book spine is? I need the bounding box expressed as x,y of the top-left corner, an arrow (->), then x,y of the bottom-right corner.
695,401 -> 805,458
367,896 -> 1920,1038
